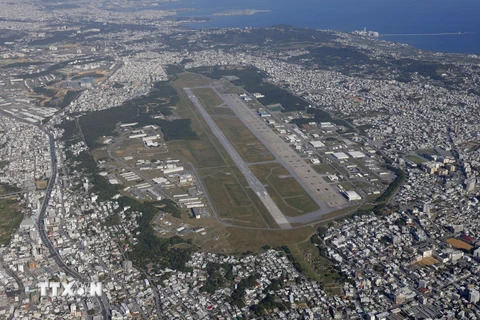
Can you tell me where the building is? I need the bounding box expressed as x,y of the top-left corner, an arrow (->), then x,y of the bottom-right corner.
120,122 -> 138,128
146,188 -> 163,201
342,190 -> 361,201
310,141 -> 325,148
129,133 -> 147,139
320,122 -> 334,128
348,151 -> 366,158
332,152 -> 349,160
473,247 -> 480,260
190,208 -> 202,219
423,202 -> 431,215
466,178 -> 476,192
122,260 -> 133,271
469,290 -> 480,304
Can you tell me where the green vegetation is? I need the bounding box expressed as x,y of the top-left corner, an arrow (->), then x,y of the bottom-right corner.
118,196 -> 191,273
69,151 -> 120,201
20,59 -> 73,79
165,64 -> 184,75
200,262 -> 234,293
71,73 -> 105,80
33,86 -> 57,97
0,198 -> 23,245
212,116 -> 275,163
281,246 -> 304,274
250,164 -> 319,216
375,166 -> 405,203
406,154 -> 427,164
79,81 -> 197,148
191,88 -> 229,115
251,293 -> 290,316
308,235 -> 347,289
392,58 -> 455,82
163,25 -> 336,51
167,76 -> 280,229
0,60 -> 45,69
60,120 -> 190,272
291,107 -> 353,130
45,90 -> 83,109
312,163 -> 334,175
0,160 -> 9,170
132,115 -> 197,142
56,120 -> 82,148
203,225 -> 314,254
0,183 -> 21,195
101,214 -> 121,227
230,274 -> 259,307
200,168 -> 276,229
357,124 -> 374,133
291,46 -> 375,73
188,66 -> 308,111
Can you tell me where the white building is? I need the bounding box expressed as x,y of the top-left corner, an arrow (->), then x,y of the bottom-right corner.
310,141 -> 325,148
343,190 -> 361,201
333,152 -> 349,160
348,151 -> 366,158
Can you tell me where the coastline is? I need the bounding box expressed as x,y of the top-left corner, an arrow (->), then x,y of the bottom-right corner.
168,0 -> 480,55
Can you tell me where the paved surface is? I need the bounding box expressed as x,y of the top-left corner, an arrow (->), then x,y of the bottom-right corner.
185,88 -> 291,229
0,112 -> 110,318
38,127 -> 110,319
216,91 -> 347,209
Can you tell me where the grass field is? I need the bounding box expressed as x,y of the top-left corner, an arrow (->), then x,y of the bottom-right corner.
0,199 -> 23,245
203,171 -> 266,228
289,240 -> 345,292
250,164 -> 320,216
212,116 -> 275,163
446,238 -> 473,250
312,163 -> 335,175
191,88 -> 235,116
168,74 -> 279,229
406,154 -> 428,164
197,225 -> 314,253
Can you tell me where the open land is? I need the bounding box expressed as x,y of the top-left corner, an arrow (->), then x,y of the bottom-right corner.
0,198 -> 23,245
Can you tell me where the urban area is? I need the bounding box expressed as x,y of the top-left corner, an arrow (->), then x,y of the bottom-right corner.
0,0 -> 479,319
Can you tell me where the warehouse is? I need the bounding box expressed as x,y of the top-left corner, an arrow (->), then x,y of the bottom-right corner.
342,190 -> 362,201
332,152 -> 349,160
348,151 -> 366,158
310,140 -> 325,148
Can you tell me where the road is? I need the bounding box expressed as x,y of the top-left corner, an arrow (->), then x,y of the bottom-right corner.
37,127 -> 110,319
207,87 -> 354,224
0,191 -> 26,199
2,258 -> 24,320
184,88 -> 291,229
0,112 -> 111,318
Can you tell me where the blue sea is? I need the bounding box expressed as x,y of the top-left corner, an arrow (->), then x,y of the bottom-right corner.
164,0 -> 480,55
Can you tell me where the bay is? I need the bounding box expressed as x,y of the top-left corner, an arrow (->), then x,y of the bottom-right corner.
166,0 -> 480,54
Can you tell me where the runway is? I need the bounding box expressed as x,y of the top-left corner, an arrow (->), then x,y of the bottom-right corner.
184,88 -> 292,229
215,90 -> 347,211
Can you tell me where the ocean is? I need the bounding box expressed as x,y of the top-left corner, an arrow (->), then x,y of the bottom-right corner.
164,0 -> 480,55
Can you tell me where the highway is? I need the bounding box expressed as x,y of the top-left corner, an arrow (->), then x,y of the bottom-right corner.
37,127 -> 110,319
184,88 -> 292,229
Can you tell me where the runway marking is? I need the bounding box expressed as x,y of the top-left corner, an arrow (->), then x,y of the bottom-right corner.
184,88 -> 291,229
217,92 -> 346,209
